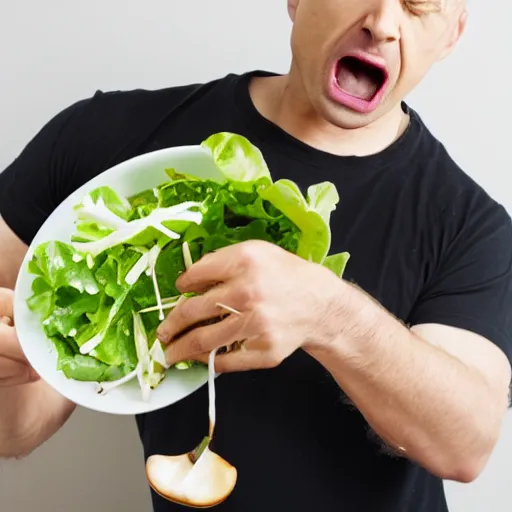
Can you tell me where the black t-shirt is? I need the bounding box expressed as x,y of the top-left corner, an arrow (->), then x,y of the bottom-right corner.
1,71 -> 512,512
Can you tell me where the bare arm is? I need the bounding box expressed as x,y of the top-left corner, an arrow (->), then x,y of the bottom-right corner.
156,239 -> 511,483
0,217 -> 76,459
306,281 -> 511,483
0,220 -> 30,289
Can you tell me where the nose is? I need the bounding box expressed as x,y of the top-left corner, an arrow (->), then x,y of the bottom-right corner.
362,0 -> 401,44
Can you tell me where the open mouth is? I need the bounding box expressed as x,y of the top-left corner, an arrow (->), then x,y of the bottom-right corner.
335,56 -> 388,103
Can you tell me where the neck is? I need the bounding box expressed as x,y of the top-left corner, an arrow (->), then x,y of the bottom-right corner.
248,67 -> 409,157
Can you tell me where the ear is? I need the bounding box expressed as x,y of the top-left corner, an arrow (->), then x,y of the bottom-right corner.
437,9 -> 469,61
288,0 -> 299,22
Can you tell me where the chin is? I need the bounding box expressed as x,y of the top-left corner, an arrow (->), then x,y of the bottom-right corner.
317,97 -> 390,130
324,107 -> 382,130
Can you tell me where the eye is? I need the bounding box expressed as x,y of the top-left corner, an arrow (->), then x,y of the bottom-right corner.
403,0 -> 443,17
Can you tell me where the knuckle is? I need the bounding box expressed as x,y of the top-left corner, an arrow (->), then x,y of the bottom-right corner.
235,284 -> 262,309
266,329 -> 282,349
173,297 -> 204,328
237,244 -> 259,269
251,279 -> 267,302
176,298 -> 196,322
253,303 -> 273,330
188,330 -> 207,355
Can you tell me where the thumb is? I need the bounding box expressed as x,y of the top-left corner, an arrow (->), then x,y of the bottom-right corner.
0,324 -> 28,364
0,289 -> 14,319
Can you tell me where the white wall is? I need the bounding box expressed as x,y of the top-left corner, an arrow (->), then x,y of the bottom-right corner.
1,1 -> 510,511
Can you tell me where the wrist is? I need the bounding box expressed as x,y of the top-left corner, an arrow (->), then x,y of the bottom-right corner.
302,277 -> 351,353
303,279 -> 380,360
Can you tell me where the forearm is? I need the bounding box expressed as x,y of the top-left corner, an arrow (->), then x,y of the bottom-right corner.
0,229 -> 75,457
306,282 -> 509,482
0,381 -> 75,458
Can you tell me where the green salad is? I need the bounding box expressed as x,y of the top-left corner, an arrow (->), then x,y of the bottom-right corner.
26,132 -> 350,401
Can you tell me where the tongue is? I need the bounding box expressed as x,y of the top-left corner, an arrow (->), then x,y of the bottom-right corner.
336,61 -> 379,101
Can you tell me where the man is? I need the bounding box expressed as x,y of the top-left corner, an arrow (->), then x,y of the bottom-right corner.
0,0 -> 510,510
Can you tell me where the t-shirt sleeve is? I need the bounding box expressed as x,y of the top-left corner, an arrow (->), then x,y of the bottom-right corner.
407,191 -> 512,363
0,99 -> 90,245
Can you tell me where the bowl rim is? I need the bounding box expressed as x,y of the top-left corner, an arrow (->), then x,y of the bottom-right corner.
13,143 -> 218,415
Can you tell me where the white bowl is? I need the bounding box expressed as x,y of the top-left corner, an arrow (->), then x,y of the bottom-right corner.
14,144 -> 225,415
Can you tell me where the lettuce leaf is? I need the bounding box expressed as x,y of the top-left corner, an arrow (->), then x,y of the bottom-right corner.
26,132 -> 351,400
201,132 -> 272,185
28,241 -> 99,296
52,337 -> 129,382
71,187 -> 131,243
259,180 -> 332,263
322,252 -> 351,278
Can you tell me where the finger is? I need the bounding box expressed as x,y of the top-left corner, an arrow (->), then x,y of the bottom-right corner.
176,244 -> 250,293
0,324 -> 27,363
207,347 -> 257,374
194,332 -> 284,373
191,341 -> 251,366
1,316 -> 12,326
157,286 -> 237,344
0,288 -> 14,319
188,352 -> 210,365
165,313 -> 247,367
0,359 -> 39,387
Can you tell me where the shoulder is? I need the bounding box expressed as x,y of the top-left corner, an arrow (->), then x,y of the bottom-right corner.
407,105 -> 510,234
35,73 -> 240,190
434,144 -> 510,246
0,73 -> 242,244
55,73 -> 237,138
404,110 -> 512,355
402,106 -> 512,299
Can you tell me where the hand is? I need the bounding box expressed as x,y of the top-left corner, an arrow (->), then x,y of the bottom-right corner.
0,288 -> 39,386
157,240 -> 344,373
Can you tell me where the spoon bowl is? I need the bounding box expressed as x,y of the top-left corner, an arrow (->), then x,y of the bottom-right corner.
146,447 -> 237,508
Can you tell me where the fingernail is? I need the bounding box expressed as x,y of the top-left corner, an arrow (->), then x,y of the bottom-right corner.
157,330 -> 170,344
0,316 -> 12,326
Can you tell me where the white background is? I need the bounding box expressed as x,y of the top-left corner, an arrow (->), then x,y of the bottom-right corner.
1,1 -> 510,511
